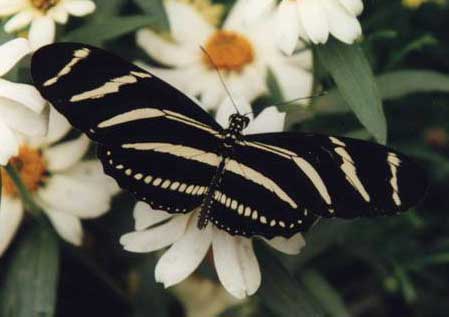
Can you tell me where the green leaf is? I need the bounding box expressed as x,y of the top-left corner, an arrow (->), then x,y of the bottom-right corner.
301,270 -> 350,317
377,70 -> 449,99
134,0 -> 170,31
266,67 -> 285,105
393,264 -> 417,304
387,34 -> 438,68
316,38 -> 387,144
95,0 -> 123,17
0,222 -> 59,317
311,69 -> 449,119
64,15 -> 160,45
256,243 -> 324,317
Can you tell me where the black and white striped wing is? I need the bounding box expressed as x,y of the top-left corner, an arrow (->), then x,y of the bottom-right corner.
31,43 -> 223,214
204,132 -> 426,238
233,132 -> 427,221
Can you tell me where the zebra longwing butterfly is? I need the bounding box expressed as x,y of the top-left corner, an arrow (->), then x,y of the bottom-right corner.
31,43 -> 427,239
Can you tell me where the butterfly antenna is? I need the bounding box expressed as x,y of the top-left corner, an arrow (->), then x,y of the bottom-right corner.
272,91 -> 328,107
200,46 -> 241,114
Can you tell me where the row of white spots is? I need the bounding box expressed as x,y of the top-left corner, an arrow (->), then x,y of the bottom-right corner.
212,190 -> 302,230
329,137 -> 371,203
43,48 -> 91,87
122,142 -> 298,209
70,71 -> 151,102
387,152 -> 402,206
106,151 -> 206,212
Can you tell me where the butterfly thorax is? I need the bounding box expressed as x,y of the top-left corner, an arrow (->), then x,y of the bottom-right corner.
222,114 -> 249,148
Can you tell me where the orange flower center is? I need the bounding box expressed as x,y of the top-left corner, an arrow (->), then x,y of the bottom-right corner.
203,30 -> 255,72
1,145 -> 47,197
31,0 -> 60,12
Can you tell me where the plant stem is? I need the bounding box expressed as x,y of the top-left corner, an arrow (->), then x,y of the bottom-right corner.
4,164 -> 44,214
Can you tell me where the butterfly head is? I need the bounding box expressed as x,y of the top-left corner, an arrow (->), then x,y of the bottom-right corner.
228,113 -> 250,133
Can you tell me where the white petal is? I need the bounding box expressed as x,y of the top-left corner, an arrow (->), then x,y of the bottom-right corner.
37,174 -> 112,218
0,197 -> 23,257
244,0 -> 275,24
4,10 -> 34,33
44,135 -> 89,172
42,106 -> 71,145
48,5 -> 68,24
0,79 -> 47,113
215,96 -> 252,128
155,212 -> 212,288
136,29 -> 198,67
165,1 -> 214,45
0,38 -> 31,76
64,160 -> 119,195
63,0 -> 96,17
245,106 -> 286,134
29,16 -> 56,50
264,233 -> 306,255
133,202 -> 172,231
323,0 -> 362,44
0,97 -> 48,136
0,121 -> 19,165
339,0 -> 364,15
299,0 -> 329,44
223,0 -> 250,30
120,214 -> 189,253
276,1 -> 301,56
212,231 -> 261,299
269,60 -> 313,101
45,208 -> 83,245
200,79 -> 226,111
0,0 -> 27,16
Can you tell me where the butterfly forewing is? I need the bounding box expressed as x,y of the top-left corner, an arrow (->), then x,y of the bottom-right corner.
31,43 -> 223,216
31,43 -> 222,145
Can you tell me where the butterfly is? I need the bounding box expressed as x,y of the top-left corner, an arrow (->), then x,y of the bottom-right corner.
31,43 -> 428,239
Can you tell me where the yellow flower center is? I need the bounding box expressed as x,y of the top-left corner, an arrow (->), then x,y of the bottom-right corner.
203,30 -> 255,72
30,0 -> 60,12
1,145 -> 47,197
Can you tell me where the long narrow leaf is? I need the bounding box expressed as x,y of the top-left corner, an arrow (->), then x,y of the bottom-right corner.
64,16 -> 160,45
317,39 -> 387,144
0,222 -> 59,317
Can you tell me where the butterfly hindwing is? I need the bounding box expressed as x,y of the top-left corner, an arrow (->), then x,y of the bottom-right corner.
210,168 -> 318,239
237,132 -> 427,219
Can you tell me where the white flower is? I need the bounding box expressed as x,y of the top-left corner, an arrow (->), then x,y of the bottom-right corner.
0,106 -> 119,257
136,0 -> 313,111
0,0 -> 96,50
120,99 -> 306,299
244,0 -> 363,55
0,38 -> 47,165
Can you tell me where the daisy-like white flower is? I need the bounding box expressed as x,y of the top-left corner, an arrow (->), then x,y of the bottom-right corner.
0,38 -> 47,165
0,107 -> 119,257
0,0 -> 96,50
136,0 -> 313,110
244,0 -> 363,54
120,99 -> 306,299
